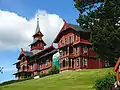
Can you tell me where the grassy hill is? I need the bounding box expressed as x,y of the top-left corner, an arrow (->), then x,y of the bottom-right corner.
1,68 -> 114,90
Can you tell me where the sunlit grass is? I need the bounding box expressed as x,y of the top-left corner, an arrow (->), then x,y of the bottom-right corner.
1,68 -> 114,90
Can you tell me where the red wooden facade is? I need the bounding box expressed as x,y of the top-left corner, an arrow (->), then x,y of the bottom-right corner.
14,17 -> 105,79
53,20 -> 105,71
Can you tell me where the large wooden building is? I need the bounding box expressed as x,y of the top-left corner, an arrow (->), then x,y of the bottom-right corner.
14,17 -> 105,79
13,17 -> 57,79
53,20 -> 105,71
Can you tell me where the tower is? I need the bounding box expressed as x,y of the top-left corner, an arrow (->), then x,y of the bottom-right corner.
30,15 -> 46,51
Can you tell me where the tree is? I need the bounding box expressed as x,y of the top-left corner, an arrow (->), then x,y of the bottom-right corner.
74,0 -> 120,66
48,65 -> 59,75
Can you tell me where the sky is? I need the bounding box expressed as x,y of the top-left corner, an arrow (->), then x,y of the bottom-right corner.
0,0 -> 79,82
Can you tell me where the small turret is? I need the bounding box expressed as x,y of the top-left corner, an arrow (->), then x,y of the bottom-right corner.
30,15 -> 46,51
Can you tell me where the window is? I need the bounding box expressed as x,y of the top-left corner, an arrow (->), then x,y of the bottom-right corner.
63,50 -> 65,56
23,65 -> 27,71
37,43 -> 39,46
63,39 -> 65,45
76,59 -> 79,67
39,62 -> 42,68
80,47 -> 82,55
63,60 -> 65,67
83,58 -> 87,66
31,64 -> 34,70
65,38 -> 67,44
74,34 -> 76,42
76,47 -> 79,54
46,60 -> 49,66
105,60 -> 110,67
21,57 -> 25,61
38,43 -> 42,47
69,46 -> 73,53
40,64 -> 42,68
69,36 -> 72,43
66,47 -> 68,54
84,47 -> 88,54
60,50 -> 63,56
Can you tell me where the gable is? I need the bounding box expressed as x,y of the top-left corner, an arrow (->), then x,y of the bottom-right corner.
53,20 -> 89,43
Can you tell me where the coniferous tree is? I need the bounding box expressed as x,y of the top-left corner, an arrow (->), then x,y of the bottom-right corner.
74,0 -> 120,66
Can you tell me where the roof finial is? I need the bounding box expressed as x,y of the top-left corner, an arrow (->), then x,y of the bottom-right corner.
36,15 -> 40,33
37,15 -> 39,27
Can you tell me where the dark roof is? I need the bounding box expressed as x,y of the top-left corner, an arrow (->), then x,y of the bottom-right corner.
53,20 -> 90,43
31,45 -> 56,57
13,61 -> 20,65
38,49 -> 57,59
24,51 -> 33,57
18,51 -> 33,60
68,24 -> 90,32
30,38 -> 46,46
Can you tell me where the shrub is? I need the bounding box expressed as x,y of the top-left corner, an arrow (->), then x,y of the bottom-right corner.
94,72 -> 116,90
39,73 -> 50,78
48,65 -> 59,75
39,73 -> 45,77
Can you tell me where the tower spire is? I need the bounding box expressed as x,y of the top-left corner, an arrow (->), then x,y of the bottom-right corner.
37,15 -> 39,27
36,15 -> 40,33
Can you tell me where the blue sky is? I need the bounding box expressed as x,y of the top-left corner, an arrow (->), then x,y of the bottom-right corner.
0,0 -> 78,82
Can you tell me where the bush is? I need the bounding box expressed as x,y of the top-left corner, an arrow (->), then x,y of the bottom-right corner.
48,65 -> 59,75
39,73 -> 45,77
39,73 -> 50,78
94,72 -> 116,90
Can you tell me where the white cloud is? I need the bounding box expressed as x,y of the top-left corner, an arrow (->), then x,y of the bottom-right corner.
0,10 -> 64,51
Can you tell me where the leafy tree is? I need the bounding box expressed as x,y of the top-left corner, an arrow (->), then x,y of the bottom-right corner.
94,72 -> 115,90
48,65 -> 59,75
74,0 -> 120,66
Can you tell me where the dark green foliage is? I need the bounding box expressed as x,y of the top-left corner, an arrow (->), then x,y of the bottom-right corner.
94,73 -> 115,90
39,65 -> 59,78
39,73 -> 50,78
0,76 -> 33,86
74,0 -> 120,66
48,65 -> 59,75
39,73 -> 45,77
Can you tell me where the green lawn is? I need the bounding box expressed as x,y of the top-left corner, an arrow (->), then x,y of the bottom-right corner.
1,68 -> 114,90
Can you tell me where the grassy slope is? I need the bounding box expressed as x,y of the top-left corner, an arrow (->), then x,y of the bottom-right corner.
1,68 -> 114,90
